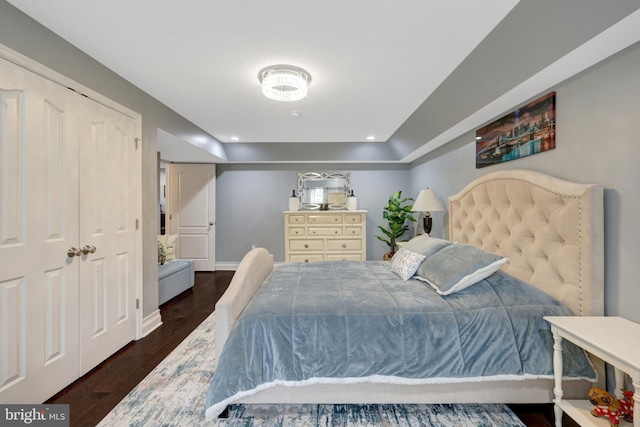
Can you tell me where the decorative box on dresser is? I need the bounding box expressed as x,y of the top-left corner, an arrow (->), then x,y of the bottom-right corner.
284,210 -> 367,262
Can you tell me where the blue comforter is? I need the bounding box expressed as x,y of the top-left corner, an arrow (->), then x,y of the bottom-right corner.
205,261 -> 595,419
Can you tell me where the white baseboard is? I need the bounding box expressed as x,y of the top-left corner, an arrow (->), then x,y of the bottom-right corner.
141,309 -> 163,337
215,262 -> 239,271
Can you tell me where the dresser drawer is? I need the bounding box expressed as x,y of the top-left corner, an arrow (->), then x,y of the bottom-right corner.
327,254 -> 363,262
288,227 -> 305,237
308,214 -> 342,224
345,214 -> 363,224
344,226 -> 362,236
288,215 -> 306,224
289,239 -> 324,251
309,227 -> 342,236
289,254 -> 324,263
326,239 -> 362,251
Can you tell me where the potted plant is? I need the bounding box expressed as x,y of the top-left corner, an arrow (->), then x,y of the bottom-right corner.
377,191 -> 416,259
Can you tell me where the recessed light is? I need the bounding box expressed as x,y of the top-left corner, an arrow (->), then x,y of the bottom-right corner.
230,136 -> 239,141
366,135 -> 375,140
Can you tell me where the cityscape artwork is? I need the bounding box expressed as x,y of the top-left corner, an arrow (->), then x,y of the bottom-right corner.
475,92 -> 556,168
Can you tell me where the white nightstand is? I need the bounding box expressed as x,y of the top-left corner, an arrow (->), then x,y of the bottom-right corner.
544,316 -> 640,427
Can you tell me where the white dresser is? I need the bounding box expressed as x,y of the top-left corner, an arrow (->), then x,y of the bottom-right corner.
284,210 -> 367,262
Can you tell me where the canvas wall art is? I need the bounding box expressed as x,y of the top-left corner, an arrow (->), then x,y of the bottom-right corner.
476,92 -> 556,168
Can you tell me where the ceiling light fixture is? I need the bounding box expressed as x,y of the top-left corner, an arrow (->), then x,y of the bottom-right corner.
258,65 -> 311,102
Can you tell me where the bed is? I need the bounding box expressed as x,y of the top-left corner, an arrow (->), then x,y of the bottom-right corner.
205,169 -> 604,420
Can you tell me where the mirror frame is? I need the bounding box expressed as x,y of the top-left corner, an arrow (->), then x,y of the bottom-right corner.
297,172 -> 351,210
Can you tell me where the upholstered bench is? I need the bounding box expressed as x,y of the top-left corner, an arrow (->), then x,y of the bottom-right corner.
158,259 -> 195,305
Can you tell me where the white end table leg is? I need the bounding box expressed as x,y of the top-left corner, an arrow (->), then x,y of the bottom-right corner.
632,379 -> 639,427
614,367 -> 624,399
551,329 -> 564,427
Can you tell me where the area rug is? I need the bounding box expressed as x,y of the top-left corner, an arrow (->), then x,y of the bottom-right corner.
98,312 -> 526,427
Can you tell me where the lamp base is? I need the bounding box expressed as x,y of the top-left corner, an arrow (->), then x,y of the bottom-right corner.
423,215 -> 433,235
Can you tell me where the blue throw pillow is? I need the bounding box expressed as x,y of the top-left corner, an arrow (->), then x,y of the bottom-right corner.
415,243 -> 508,295
401,235 -> 452,258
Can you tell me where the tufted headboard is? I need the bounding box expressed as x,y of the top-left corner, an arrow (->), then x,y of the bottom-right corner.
449,170 -> 604,317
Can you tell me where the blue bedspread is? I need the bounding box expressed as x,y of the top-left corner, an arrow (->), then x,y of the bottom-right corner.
205,261 -> 595,419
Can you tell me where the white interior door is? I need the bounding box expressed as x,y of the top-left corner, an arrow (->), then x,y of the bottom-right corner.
78,98 -> 138,374
0,55 -> 139,402
168,163 -> 216,271
0,58 -> 80,403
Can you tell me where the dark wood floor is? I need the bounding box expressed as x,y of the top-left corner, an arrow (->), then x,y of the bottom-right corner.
45,270 -> 234,427
45,270 -> 576,427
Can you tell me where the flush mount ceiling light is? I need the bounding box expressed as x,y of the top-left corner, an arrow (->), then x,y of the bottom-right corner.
258,65 -> 311,102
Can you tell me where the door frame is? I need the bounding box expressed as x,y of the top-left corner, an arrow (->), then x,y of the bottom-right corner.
0,43 -> 145,340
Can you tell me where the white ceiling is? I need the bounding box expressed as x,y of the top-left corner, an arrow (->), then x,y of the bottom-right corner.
7,1 -> 640,164
7,0 -> 518,144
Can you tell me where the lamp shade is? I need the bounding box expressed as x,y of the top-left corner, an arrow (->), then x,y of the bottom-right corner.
412,188 -> 445,212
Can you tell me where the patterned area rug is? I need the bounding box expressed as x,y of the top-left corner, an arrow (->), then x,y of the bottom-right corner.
98,312 -> 526,427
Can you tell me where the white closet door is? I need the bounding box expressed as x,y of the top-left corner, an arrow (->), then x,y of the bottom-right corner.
0,58 -> 80,403
168,163 -> 216,271
77,97 -> 138,374
0,56 -> 139,402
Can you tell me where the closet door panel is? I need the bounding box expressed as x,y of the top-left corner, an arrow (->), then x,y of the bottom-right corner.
78,99 -> 136,374
0,59 -> 80,403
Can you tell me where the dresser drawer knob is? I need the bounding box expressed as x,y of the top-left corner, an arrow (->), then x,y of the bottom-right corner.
342,243 -> 347,248
304,244 -> 309,248
335,231 -> 338,234
304,258 -> 309,262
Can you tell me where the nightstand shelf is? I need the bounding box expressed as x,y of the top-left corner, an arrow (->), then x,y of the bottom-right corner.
544,316 -> 640,427
559,400 -> 617,427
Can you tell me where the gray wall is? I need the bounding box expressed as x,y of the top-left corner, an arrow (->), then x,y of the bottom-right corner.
4,0 -> 638,326
0,1 -> 221,318
409,42 -> 640,323
216,164 -> 411,262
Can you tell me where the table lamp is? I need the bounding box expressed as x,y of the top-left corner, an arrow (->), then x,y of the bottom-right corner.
412,188 -> 445,235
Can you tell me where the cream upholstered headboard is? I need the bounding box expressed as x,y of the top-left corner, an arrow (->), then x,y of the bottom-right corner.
449,170 -> 604,317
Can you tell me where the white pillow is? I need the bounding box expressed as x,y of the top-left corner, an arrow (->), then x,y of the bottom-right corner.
390,248 -> 427,281
164,234 -> 178,262
157,234 -> 167,250
415,243 -> 508,295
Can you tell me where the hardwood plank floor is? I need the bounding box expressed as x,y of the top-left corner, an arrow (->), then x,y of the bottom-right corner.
45,270 -> 233,427
45,270 -> 575,427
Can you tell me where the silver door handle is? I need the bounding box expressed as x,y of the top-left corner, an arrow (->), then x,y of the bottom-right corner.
82,245 -> 96,255
209,221 -> 214,226
67,247 -> 82,257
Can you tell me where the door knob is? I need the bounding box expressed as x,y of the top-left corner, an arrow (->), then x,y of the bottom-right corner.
67,247 -> 82,257
209,221 -> 214,226
82,245 -> 96,255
